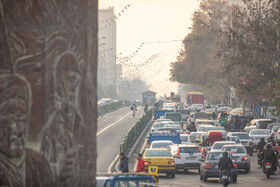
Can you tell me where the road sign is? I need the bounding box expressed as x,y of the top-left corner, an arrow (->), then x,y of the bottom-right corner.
148,166 -> 158,176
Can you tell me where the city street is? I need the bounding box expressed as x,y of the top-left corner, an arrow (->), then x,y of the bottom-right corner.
159,153 -> 280,187
97,106 -> 144,173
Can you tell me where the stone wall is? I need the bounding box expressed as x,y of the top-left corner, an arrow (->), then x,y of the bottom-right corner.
0,0 -> 97,186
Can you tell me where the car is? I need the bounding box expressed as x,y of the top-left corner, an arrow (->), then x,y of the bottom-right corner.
197,126 -> 225,132
164,112 -> 183,126
244,119 -> 274,133
150,140 -> 174,149
218,107 -> 232,114
180,134 -> 197,145
164,124 -> 183,134
227,132 -> 254,156
190,132 -> 207,141
194,120 -> 216,129
221,145 -> 250,173
151,121 -> 172,132
168,144 -> 203,173
200,151 -> 238,183
205,108 -> 217,115
227,136 -> 241,144
266,123 -> 280,134
143,148 -> 176,178
208,130 -> 228,140
196,125 -> 214,132
248,129 -> 270,146
229,108 -> 243,115
211,141 -> 236,152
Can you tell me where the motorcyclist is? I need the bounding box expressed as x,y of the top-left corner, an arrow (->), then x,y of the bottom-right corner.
218,151 -> 235,181
144,104 -> 148,113
261,143 -> 277,171
257,137 -> 266,153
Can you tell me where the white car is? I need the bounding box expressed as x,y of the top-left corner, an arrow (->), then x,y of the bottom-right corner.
180,134 -> 197,145
266,123 -> 280,134
243,119 -> 274,133
191,104 -> 204,111
211,141 -> 236,152
222,145 -> 250,173
227,132 -> 254,156
248,129 -> 270,146
168,144 -> 203,173
150,140 -> 173,149
151,121 -> 172,132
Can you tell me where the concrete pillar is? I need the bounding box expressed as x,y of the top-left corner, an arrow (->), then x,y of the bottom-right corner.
0,0 -> 98,186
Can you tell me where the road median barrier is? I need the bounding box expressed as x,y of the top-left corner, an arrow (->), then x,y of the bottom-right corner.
98,101 -> 131,116
120,109 -> 152,154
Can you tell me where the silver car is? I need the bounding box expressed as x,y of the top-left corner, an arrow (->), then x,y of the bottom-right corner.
248,129 -> 270,147
222,145 -> 250,173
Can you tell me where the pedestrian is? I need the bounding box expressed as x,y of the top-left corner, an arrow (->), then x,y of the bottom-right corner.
235,116 -> 241,132
119,153 -> 129,173
136,154 -> 145,173
144,104 -> 148,113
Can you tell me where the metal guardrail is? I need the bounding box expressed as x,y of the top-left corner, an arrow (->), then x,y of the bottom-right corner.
98,101 -> 131,116
120,109 -> 153,154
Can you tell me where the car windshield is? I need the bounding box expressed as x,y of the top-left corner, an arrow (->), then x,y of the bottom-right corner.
222,146 -> 245,154
218,107 -> 229,111
152,142 -> 172,148
212,142 -> 235,149
251,130 -> 269,135
192,104 -> 203,107
165,113 -> 181,121
205,109 -> 215,113
258,120 -> 273,129
153,123 -> 165,128
194,113 -> 209,119
145,150 -> 172,157
232,133 -> 250,139
267,124 -> 279,130
180,147 -> 200,153
206,127 -> 225,131
180,136 -> 189,142
207,152 -> 223,160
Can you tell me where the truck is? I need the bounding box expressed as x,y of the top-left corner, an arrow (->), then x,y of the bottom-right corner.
186,92 -> 204,106
153,110 -> 171,121
148,132 -> 181,145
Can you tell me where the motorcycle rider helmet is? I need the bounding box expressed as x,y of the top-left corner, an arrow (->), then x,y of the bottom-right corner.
223,151 -> 228,157
266,143 -> 272,149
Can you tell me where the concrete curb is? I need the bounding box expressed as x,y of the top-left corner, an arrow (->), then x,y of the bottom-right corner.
107,119 -> 153,173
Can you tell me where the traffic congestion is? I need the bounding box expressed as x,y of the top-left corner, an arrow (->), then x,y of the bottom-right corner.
140,93 -> 280,186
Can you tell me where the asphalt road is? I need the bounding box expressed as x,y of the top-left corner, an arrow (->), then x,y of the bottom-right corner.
97,106 -> 144,173
158,153 -> 280,187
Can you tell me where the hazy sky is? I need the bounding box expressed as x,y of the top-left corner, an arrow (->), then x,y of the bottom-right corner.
99,0 -> 200,96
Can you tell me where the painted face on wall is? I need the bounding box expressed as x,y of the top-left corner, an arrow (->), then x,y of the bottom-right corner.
0,75 -> 31,158
56,53 -> 81,109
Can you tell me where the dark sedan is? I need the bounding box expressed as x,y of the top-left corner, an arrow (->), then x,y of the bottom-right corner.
200,151 -> 238,183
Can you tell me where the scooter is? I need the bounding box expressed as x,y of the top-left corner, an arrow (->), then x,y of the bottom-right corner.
221,170 -> 230,187
263,161 -> 274,179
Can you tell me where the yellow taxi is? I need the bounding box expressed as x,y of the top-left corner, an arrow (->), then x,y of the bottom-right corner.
143,148 -> 176,178
229,108 -> 243,115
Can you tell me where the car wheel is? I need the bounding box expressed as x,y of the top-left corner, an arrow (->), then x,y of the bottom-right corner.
245,166 -> 250,173
198,168 -> 201,173
200,174 -> 203,180
184,169 -> 188,173
232,176 -> 237,183
203,175 -> 207,182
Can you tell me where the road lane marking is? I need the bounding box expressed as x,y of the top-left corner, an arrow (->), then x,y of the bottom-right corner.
97,112 -> 132,136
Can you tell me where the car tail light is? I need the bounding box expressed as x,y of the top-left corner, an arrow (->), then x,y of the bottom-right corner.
266,162 -> 271,165
204,164 -> 212,168
175,148 -> 181,159
241,157 -> 248,161
168,161 -> 175,165
199,147 -> 204,159
249,142 -> 253,145
233,164 -> 237,168
144,161 -> 151,165
203,147 -> 207,154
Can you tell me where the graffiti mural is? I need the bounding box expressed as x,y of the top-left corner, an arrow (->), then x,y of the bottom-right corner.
0,0 -> 97,186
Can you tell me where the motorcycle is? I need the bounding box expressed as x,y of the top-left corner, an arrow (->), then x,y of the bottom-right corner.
221,170 -> 230,187
263,161 -> 274,179
257,151 -> 263,167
